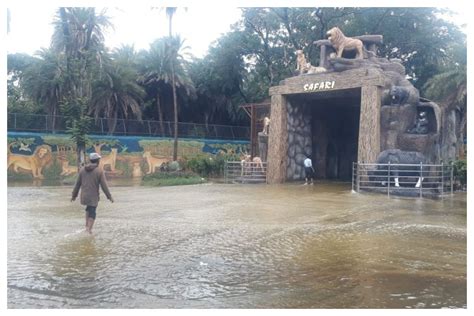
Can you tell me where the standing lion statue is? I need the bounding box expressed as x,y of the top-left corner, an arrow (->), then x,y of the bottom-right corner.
326,27 -> 364,59
7,144 -> 53,179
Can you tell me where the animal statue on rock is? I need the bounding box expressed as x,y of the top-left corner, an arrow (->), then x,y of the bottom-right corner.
295,50 -> 326,75
390,86 -> 411,105
408,111 -> 429,134
375,149 -> 428,188
326,27 -> 364,59
240,154 -> 265,176
262,117 -> 271,135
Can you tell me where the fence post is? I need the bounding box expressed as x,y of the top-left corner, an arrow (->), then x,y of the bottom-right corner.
231,126 -> 235,140
100,119 -> 104,134
224,161 -> 227,183
356,162 -> 360,192
387,162 -> 391,197
352,162 -> 355,192
441,162 -> 444,197
419,162 -> 423,198
14,113 -> 17,130
45,115 -> 48,132
450,162 -> 454,195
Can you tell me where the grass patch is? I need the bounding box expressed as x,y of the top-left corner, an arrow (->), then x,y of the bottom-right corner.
142,171 -> 206,187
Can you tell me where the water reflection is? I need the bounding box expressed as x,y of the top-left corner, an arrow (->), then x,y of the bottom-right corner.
7,182 -> 466,308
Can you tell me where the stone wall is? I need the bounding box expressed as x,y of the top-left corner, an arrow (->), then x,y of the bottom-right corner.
286,100 -> 312,180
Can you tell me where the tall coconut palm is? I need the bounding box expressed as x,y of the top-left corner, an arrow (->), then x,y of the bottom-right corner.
138,40 -> 170,136
51,7 -> 112,167
90,49 -> 145,134
138,36 -> 195,137
165,7 -> 180,161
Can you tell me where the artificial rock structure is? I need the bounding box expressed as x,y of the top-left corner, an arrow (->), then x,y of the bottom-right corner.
266,30 -> 451,184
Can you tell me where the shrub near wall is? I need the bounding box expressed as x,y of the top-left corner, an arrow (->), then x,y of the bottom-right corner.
186,152 -> 242,177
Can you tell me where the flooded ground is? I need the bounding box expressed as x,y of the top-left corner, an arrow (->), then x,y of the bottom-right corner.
7,181 -> 466,308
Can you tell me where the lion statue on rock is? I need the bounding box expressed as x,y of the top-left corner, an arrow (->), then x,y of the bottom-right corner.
7,144 -> 53,179
326,27 -> 364,59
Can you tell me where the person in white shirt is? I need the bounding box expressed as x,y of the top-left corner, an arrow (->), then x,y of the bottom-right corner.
303,155 -> 315,185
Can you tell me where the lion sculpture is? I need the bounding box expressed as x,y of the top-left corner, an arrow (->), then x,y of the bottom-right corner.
262,117 -> 271,135
7,144 -> 53,179
240,154 -> 265,176
295,50 -> 326,75
326,27 -> 364,59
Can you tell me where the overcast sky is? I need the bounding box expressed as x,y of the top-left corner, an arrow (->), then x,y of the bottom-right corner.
6,6 -> 242,58
6,3 -> 468,59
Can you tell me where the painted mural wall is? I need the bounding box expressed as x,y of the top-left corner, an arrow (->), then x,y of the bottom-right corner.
7,132 -> 249,180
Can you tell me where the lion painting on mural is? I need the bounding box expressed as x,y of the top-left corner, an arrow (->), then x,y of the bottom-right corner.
143,151 -> 170,174
100,148 -> 118,172
7,144 -> 53,179
326,26 -> 364,59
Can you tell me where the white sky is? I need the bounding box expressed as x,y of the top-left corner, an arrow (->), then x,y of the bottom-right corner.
5,2 -> 468,59
6,6 -> 242,58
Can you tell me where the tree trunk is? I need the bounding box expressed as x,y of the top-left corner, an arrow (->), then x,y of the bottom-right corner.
156,92 -> 165,136
76,144 -> 85,171
171,62 -> 178,161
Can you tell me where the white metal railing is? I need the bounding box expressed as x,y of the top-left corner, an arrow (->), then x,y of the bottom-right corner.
352,162 -> 454,198
224,161 -> 267,184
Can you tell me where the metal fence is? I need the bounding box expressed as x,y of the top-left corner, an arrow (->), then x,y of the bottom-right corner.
7,113 -> 250,140
352,162 -> 454,198
224,161 -> 267,184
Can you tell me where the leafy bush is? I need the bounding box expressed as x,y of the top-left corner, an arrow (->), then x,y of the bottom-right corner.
42,159 -> 63,179
142,171 -> 205,186
453,159 -> 467,187
168,161 -> 181,171
185,152 -> 243,177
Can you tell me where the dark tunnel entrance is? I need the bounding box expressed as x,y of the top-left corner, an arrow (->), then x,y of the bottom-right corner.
291,88 -> 361,181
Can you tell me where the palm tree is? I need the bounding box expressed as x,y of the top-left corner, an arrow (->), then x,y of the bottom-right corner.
90,49 -> 145,134
165,7 -> 180,161
138,36 -> 195,138
51,7 -> 112,167
138,40 -> 171,136
21,48 -> 67,131
423,65 -> 467,158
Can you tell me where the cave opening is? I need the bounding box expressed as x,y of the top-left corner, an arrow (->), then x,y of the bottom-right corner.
290,88 -> 361,181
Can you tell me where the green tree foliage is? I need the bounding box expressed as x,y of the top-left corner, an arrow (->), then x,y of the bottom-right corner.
138,36 -> 196,133
7,7 -> 466,131
7,53 -> 43,115
90,47 -> 145,134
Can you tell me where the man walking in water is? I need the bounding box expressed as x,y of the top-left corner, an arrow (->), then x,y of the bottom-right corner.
304,155 -> 315,185
71,152 -> 114,234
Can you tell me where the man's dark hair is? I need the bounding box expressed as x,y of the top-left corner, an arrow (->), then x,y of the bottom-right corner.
90,158 -> 100,164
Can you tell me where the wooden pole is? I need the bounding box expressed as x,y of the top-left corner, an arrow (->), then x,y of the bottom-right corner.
267,94 -> 288,184
358,85 -> 381,164
251,105 -> 256,157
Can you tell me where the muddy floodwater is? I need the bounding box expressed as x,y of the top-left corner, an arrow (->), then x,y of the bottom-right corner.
7,181 -> 466,308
